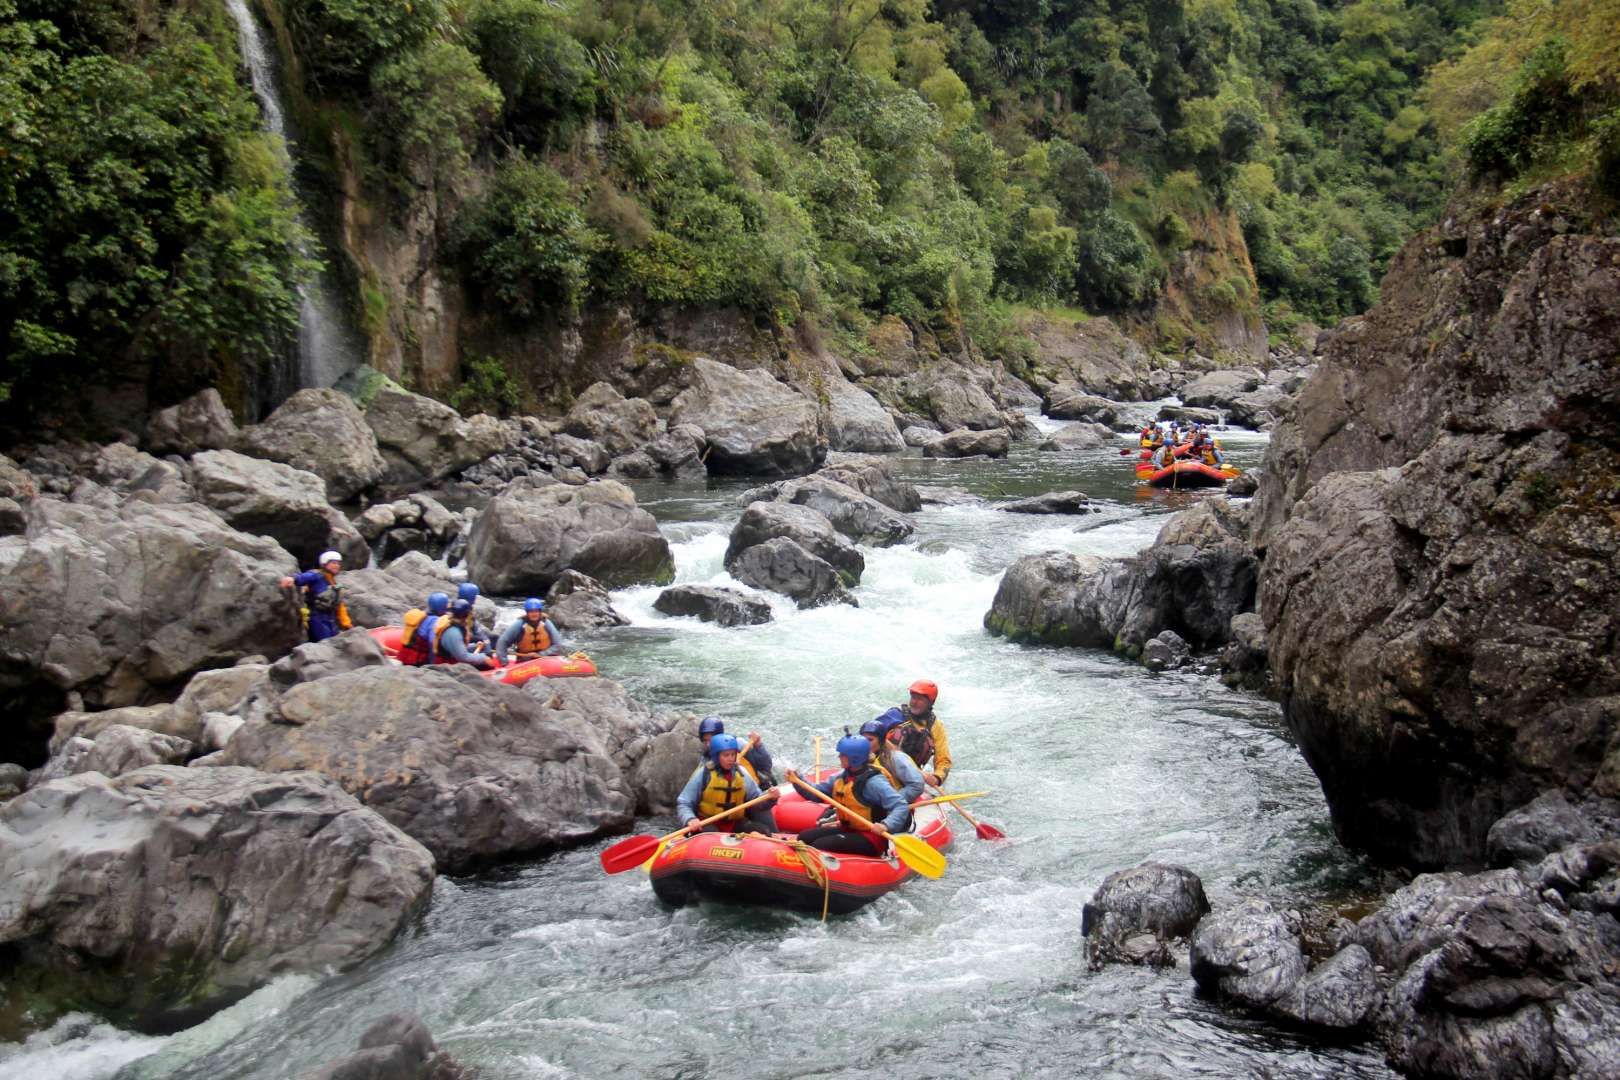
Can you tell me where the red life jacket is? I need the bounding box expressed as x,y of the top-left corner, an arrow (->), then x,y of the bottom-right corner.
396,609 -> 433,666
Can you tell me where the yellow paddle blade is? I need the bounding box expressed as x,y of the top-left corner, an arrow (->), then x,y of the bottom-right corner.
891,833 -> 946,880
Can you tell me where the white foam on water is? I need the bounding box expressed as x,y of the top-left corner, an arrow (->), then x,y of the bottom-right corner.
0,1016 -> 166,1080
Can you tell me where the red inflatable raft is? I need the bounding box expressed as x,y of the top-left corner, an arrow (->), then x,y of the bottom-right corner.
366,626 -> 596,686
648,779 -> 954,915
1135,457 -> 1241,489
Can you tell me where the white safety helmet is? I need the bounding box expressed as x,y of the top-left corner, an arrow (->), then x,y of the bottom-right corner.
318,550 -> 343,566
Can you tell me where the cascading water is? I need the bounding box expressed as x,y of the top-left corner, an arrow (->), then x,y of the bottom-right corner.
5,421 -> 1399,1080
224,0 -> 362,394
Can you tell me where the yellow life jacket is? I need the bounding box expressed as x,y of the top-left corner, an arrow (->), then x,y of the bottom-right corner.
737,753 -> 760,784
397,609 -> 432,665
829,763 -> 893,822
695,765 -> 749,821
516,618 -> 552,655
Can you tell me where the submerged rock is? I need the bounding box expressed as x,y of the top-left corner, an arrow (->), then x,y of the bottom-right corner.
303,1010 -> 466,1080
0,765 -> 433,1033
654,585 -> 773,627
997,491 -> 1097,515
728,537 -> 858,609
1271,944 -> 1380,1032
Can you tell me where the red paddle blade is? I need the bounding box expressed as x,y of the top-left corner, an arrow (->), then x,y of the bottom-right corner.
599,835 -> 661,874
976,821 -> 1008,841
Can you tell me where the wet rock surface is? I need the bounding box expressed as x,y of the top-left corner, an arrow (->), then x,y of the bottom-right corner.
0,765 -> 434,1033
996,491 -> 1097,515
654,584 -> 774,627
1190,898 -> 1308,1009
740,473 -> 914,546
301,1010 -> 467,1080
1082,862 -> 1210,969
465,480 -> 674,595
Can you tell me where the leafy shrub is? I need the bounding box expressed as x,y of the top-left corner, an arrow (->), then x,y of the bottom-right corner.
466,0 -> 598,151
1461,43 -> 1578,179
283,0 -> 447,94
1075,210 -> 1160,310
370,41 -> 501,197
452,156 -> 600,317
450,354 -> 520,415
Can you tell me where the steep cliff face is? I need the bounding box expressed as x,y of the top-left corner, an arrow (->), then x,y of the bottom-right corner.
1253,182 -> 1620,869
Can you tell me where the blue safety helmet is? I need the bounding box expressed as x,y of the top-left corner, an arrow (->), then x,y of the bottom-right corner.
875,706 -> 906,737
698,716 -> 725,738
426,592 -> 450,615
709,733 -> 742,756
523,598 -> 546,614
449,598 -> 473,617
859,717 -> 886,738
836,735 -> 871,769
457,583 -> 480,602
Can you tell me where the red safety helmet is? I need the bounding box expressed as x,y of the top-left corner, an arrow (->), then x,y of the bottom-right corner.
908,679 -> 938,705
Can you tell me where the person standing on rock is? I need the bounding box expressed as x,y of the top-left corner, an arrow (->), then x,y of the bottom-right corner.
697,716 -> 776,787
677,733 -> 778,835
456,582 -> 492,654
495,599 -> 565,664
432,598 -> 495,669
279,550 -> 351,643
896,679 -> 951,788
396,592 -> 450,666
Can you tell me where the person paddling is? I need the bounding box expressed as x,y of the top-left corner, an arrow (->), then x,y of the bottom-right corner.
698,716 -> 776,787
396,591 -> 450,666
676,733 -> 779,835
279,550 -> 351,642
496,598 -> 565,664
896,679 -> 951,788
433,598 -> 496,669
864,708 -> 925,805
785,736 -> 909,856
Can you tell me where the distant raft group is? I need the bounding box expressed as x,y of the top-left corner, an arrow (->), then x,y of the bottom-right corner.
1134,423 -> 1242,488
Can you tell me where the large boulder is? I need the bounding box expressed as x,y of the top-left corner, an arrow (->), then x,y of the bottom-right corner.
1178,369 -> 1264,411
739,475 -> 913,546
561,382 -> 658,457
364,385 -> 512,489
724,502 -> 863,586
1037,423 -> 1115,452
237,389 -> 385,502
1251,185 -> 1620,869
0,499 -> 300,763
190,450 -> 368,567
667,358 -> 825,477
32,723 -> 193,782
922,428 -> 1010,459
817,455 -> 923,513
1189,898 -> 1308,1009
49,703 -> 195,753
982,551 -> 1120,648
336,553 -> 497,631
545,570 -> 630,630
1270,944 -> 1380,1032
1225,384 -> 1293,430
522,675 -> 683,813
465,480 -> 674,595
823,377 -> 905,452
1081,862 -> 1210,969
146,388 -> 238,456
220,665 -> 635,872
1019,313 -> 1153,399
1042,386 -> 1120,425
728,538 -> 857,609
0,765 -> 434,1032
913,362 -> 1006,431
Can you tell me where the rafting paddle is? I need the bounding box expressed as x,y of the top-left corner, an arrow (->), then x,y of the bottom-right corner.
925,785 -> 1006,840
785,772 -> 946,880
599,791 -> 780,875
909,791 -> 990,806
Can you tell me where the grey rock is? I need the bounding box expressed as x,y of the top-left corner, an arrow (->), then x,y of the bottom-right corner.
1225,471 -> 1259,497
1190,898 -> 1308,1008
1043,386 -> 1121,425
901,425 -> 941,447
50,703 -> 194,754
643,424 -> 707,478
739,474 -> 913,546
1226,384 -> 1292,430
1271,944 -> 1379,1031
562,382 -> 658,457
1019,314 -> 1153,401
1179,369 -> 1264,410
202,711 -> 245,752
0,499 -> 300,721
263,629 -> 392,696
1142,629 -> 1191,672
654,585 -> 774,627
666,358 -> 826,478
823,376 -> 905,452
521,675 -> 679,811
147,388 -> 238,456
922,427 -> 1010,459
465,480 -> 674,594
223,665 -> 635,872
0,497 -> 24,537
1157,405 -> 1223,426
190,449 -> 368,567
238,389 -> 385,502
817,454 -> 922,512
552,433 -> 611,476
1082,862 -> 1210,969
983,551 -> 1119,648
1037,423 -> 1115,451
0,765 -> 434,1033
0,762 -> 26,799
728,537 -> 857,609
725,502 -> 863,585
34,723 -> 193,781
997,491 -> 1097,515
301,1010 -> 465,1080
544,570 -> 629,630
608,450 -> 658,479
364,385 -> 512,489
1488,790 -> 1611,868
625,714 -> 702,816
1219,612 -> 1269,682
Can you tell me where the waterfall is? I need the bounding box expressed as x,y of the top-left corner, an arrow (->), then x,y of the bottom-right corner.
225,0 -> 362,393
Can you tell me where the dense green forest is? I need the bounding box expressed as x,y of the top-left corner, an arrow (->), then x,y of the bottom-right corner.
3,0 -> 1617,414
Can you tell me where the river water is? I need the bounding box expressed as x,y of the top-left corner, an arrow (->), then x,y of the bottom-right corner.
1,418 -> 1397,1080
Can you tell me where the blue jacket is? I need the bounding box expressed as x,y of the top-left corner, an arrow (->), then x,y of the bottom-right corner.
436,623 -> 490,667
879,747 -> 926,805
676,763 -> 765,825
811,769 -> 909,833
494,617 -> 564,663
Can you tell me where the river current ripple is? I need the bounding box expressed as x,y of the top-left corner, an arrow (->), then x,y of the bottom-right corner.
2,418 -> 1396,1080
